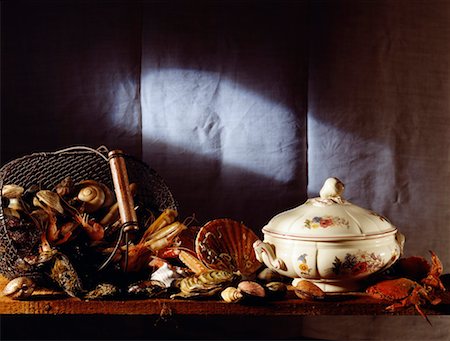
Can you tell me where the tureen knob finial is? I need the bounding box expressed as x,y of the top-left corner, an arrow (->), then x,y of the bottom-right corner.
320,177 -> 345,200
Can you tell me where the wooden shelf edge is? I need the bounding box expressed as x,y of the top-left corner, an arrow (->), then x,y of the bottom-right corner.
1,276 -> 449,316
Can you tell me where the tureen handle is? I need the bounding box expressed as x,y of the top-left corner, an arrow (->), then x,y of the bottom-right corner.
319,177 -> 345,201
253,240 -> 287,271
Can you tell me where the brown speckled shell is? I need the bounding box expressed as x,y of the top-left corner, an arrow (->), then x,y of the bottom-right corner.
195,218 -> 261,276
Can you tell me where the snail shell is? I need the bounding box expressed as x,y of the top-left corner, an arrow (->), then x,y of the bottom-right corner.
77,180 -> 114,213
220,287 -> 243,303
77,185 -> 105,213
35,190 -> 64,214
237,280 -> 266,299
2,276 -> 35,300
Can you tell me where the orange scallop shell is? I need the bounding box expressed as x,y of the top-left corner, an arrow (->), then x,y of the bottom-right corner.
195,218 -> 261,277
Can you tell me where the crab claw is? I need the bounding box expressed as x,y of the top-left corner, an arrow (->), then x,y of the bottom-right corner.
421,251 -> 445,292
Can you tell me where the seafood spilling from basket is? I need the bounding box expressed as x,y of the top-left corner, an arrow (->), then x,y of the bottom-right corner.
0,180 -> 271,301
0,178 -> 446,319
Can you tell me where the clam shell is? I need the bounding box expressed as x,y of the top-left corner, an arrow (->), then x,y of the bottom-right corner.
294,280 -> 326,300
2,276 -> 35,300
195,219 -> 261,276
1,184 -> 24,198
35,190 -> 64,214
237,280 -> 266,298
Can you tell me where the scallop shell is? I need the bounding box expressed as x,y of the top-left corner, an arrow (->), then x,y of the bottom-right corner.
195,219 -> 261,277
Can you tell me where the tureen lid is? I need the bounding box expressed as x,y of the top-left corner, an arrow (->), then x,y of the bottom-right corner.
263,177 -> 397,241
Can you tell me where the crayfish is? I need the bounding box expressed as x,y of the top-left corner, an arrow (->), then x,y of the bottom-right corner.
366,251 -> 445,324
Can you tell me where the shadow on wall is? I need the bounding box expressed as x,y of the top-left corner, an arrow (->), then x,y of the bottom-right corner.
142,139 -> 307,236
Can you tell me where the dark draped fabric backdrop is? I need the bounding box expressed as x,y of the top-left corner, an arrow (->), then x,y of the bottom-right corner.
1,1 -> 449,340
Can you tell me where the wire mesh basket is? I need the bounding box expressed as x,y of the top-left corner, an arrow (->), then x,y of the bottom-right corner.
0,146 -> 177,280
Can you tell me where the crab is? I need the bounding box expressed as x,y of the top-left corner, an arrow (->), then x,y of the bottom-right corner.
366,251 -> 445,324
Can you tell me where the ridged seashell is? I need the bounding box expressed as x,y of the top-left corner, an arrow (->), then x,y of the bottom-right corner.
198,270 -> 238,285
221,287 -> 243,303
173,270 -> 237,299
2,277 -> 35,300
176,276 -> 223,298
237,280 -> 266,298
294,280 -> 326,300
265,281 -> 288,300
195,219 -> 261,277
35,190 -> 64,214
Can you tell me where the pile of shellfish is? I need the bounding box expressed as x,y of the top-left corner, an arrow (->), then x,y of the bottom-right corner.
1,179 -> 291,302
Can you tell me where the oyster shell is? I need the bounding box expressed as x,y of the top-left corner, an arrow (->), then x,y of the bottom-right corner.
195,219 -> 261,277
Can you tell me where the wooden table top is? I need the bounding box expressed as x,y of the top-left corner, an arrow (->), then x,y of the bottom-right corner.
1,275 -> 449,317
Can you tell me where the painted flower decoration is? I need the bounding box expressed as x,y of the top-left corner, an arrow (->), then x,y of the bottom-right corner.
304,216 -> 350,229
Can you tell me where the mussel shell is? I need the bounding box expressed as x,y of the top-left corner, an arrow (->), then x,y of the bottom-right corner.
50,253 -> 84,298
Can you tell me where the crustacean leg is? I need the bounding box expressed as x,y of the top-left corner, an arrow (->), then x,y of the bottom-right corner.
384,285 -> 432,325
74,213 -> 105,241
421,251 -> 445,292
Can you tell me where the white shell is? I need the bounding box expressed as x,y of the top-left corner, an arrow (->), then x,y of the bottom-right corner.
150,263 -> 183,288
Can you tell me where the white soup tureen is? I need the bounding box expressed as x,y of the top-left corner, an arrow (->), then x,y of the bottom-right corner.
253,177 -> 404,292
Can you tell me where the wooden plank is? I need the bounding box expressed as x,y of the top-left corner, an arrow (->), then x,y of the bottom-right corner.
1,276 -> 449,316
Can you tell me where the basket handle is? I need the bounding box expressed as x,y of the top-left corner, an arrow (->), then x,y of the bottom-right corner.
53,145 -> 109,161
108,150 -> 139,233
